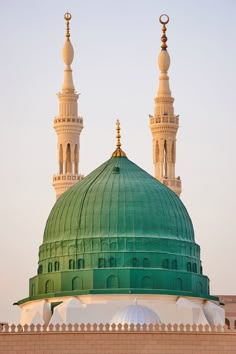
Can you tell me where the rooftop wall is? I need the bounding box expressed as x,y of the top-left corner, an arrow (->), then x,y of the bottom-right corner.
1,323 -> 236,354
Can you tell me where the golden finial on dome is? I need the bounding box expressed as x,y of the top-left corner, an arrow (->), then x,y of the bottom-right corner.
112,119 -> 127,157
64,12 -> 72,40
159,14 -> 169,50
116,119 -> 121,149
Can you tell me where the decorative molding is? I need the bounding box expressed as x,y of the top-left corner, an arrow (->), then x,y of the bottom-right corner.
53,174 -> 84,182
0,323 -> 230,333
54,117 -> 83,124
149,116 -> 179,125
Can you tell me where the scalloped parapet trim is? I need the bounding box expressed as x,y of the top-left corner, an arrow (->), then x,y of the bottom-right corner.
0,323 -> 230,333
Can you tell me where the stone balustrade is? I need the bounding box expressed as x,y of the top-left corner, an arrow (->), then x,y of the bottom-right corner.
0,322 -> 230,333
54,117 -> 83,124
149,116 -> 179,125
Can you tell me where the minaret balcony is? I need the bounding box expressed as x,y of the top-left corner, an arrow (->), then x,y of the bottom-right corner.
54,117 -> 83,124
53,173 -> 84,182
149,115 -> 179,125
54,116 -> 83,135
53,173 -> 84,199
161,177 -> 182,196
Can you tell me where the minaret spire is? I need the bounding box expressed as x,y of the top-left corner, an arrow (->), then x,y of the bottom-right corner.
53,13 -> 84,199
160,14 -> 168,50
62,12 -> 75,92
65,12 -> 71,39
149,15 -> 182,196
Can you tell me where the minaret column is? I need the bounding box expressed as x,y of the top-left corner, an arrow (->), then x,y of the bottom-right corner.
149,15 -> 182,196
53,13 -> 84,199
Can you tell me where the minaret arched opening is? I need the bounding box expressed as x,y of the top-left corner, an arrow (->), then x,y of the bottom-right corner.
74,144 -> 78,174
66,143 -> 72,173
163,139 -> 167,178
59,144 -> 63,174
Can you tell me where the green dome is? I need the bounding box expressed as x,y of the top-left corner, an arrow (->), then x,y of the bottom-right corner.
21,155 -> 213,304
44,156 -> 194,243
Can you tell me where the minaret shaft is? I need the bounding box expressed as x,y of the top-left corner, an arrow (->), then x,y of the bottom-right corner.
149,15 -> 181,196
53,13 -> 84,199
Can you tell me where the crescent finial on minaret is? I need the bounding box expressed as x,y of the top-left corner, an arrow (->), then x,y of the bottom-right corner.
159,14 -> 169,51
157,14 -> 170,74
64,12 -> 72,40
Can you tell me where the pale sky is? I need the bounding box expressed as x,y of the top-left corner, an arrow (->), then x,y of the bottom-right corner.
1,0 -> 236,323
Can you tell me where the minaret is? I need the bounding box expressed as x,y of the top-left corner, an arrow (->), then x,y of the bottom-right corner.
149,15 -> 182,196
53,13 -> 84,199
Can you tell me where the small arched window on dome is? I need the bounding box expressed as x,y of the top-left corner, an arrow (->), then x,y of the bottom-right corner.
174,277 -> 183,291
196,281 -> 203,295
72,276 -> 83,290
98,258 -> 105,268
143,258 -> 150,268
172,260 -> 177,270
162,259 -> 169,269
37,265 -> 43,274
192,263 -> 197,273
110,257 -> 116,267
54,261 -> 60,271
69,259 -> 75,270
187,262 -> 192,272
78,259 -> 84,269
48,262 -> 53,273
45,280 -> 54,294
132,258 -> 139,267
141,276 -> 153,289
106,275 -> 119,288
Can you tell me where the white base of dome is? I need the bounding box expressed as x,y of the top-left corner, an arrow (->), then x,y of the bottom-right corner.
19,294 -> 224,326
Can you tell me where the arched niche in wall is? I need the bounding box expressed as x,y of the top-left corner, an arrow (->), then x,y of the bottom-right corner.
174,277 -> 183,291
45,280 -> 54,294
72,276 -> 83,290
141,276 -> 153,289
106,275 -> 119,289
